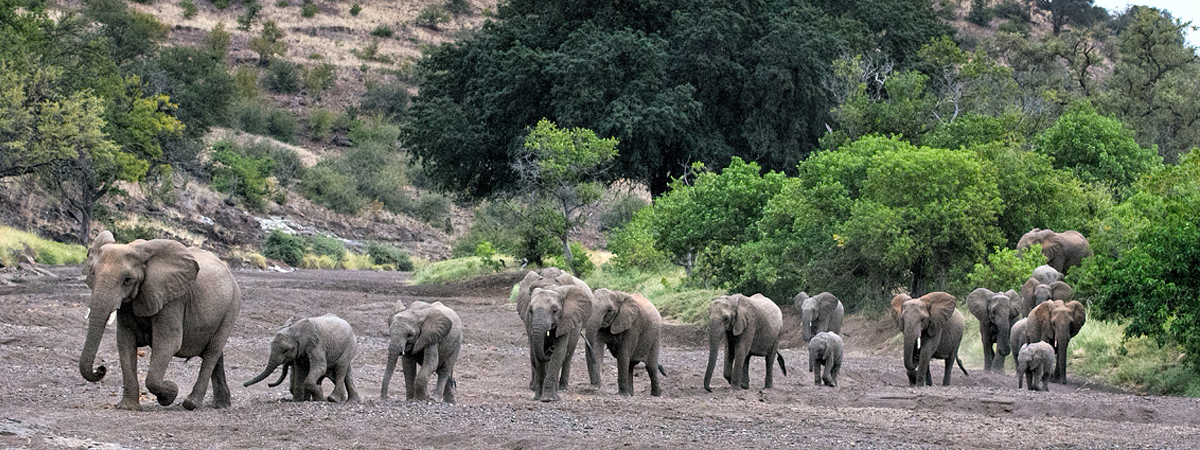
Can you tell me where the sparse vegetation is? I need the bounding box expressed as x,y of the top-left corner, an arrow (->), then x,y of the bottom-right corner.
415,5 -> 450,30
180,0 -> 198,18
349,3 -> 361,15
367,241 -> 413,270
0,225 -> 86,267
262,229 -> 307,266
370,25 -> 393,37
300,4 -> 318,17
302,63 -> 336,97
249,20 -> 287,63
265,60 -> 301,94
307,108 -> 337,142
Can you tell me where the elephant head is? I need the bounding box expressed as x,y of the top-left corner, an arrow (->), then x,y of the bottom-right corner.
1031,265 -> 1063,284
794,291 -> 843,342
79,231 -> 200,383
1021,278 -> 1074,316
891,292 -> 958,385
244,318 -> 319,388
966,288 -> 1020,372
527,284 -> 591,363
515,268 -> 569,325
1018,229 -> 1092,274
1027,300 -> 1086,382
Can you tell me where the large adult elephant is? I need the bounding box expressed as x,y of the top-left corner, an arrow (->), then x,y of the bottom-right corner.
515,268 -> 585,391
79,231 -> 241,410
588,289 -> 664,396
966,288 -> 1020,373
1028,300 -> 1087,383
704,294 -> 787,392
891,292 -> 967,386
793,291 -> 844,342
1017,228 -> 1092,274
523,284 -> 592,401
1020,277 -> 1074,317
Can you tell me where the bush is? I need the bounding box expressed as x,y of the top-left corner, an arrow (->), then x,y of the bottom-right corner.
415,5 -> 450,29
599,192 -> 647,231
267,109 -> 297,143
359,81 -> 410,121
445,0 -> 470,16
274,0 -> 287,6
367,241 -> 413,270
416,192 -> 451,225
303,63 -> 336,97
180,0 -> 198,18
967,0 -> 992,26
349,3 -> 361,15
213,0 -> 229,9
301,164 -> 366,214
236,0 -> 261,30
371,26 -> 393,37
307,235 -> 346,263
108,221 -> 160,243
963,245 -> 1048,293
233,66 -> 260,100
208,140 -> 275,209
473,241 -> 505,272
300,4 -> 318,17
231,101 -> 269,135
262,229 -> 306,266
308,108 -> 336,143
265,60 -> 301,94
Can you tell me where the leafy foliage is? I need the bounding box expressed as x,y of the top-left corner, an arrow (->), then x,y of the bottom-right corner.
307,235 -> 346,263
262,229 -> 306,266
1035,102 -> 1162,199
208,140 -> 275,209
367,241 -> 413,270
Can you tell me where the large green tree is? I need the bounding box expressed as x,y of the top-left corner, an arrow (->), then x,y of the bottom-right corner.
1035,102 -> 1162,199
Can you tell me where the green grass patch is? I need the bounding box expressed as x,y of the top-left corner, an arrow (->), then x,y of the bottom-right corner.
1072,319 -> 1200,396
411,255 -> 514,285
583,262 -> 724,324
0,225 -> 86,266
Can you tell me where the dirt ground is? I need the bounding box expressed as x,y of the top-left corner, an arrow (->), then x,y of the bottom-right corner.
3,267 -> 1200,449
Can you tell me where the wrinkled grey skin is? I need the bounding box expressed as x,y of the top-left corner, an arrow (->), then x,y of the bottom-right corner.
382,301 -> 462,403
891,292 -> 968,386
1017,228 -> 1092,274
1020,278 -> 1074,317
244,314 -> 359,403
523,284 -> 592,401
793,292 -> 844,342
704,294 -> 787,392
807,332 -> 843,387
588,289 -> 665,396
1008,317 -> 1032,368
515,268 -> 587,391
1031,265 -> 1064,284
966,288 -> 1020,374
1017,342 -> 1055,391
80,231 -> 241,411
1028,300 -> 1087,383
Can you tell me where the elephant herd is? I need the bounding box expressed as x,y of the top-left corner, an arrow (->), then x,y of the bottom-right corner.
74,228 -> 1092,411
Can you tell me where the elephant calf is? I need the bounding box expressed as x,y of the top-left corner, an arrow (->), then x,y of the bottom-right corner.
589,289 -> 665,396
807,332 -> 843,387
382,301 -> 462,403
244,314 -> 359,402
1017,342 -> 1055,391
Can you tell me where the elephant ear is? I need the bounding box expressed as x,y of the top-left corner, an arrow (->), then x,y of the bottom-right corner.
922,292 -> 958,330
556,285 -> 593,338
414,308 -> 453,351
1066,300 -> 1087,337
1049,281 -> 1074,302
131,239 -> 199,317
1028,301 -> 1053,343
966,288 -> 992,322
83,231 -> 116,289
733,295 -> 755,336
890,294 -> 910,329
1005,290 -> 1022,321
817,293 -> 839,318
292,318 -> 320,352
609,293 -> 640,335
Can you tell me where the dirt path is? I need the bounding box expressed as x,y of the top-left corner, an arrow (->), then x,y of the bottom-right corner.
2,267 -> 1200,449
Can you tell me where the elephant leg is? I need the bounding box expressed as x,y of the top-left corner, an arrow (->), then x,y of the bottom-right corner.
114,320 -> 143,410
585,334 -> 602,386
402,356 -> 418,402
415,344 -> 440,401
526,334 -> 539,392
723,338 -> 735,384
646,350 -> 662,397
326,364 -> 349,402
829,360 -> 840,387
343,366 -> 359,402
183,346 -> 225,410
615,348 -> 633,396
531,353 -> 546,400
764,345 -> 778,389
941,356 -> 955,386
206,354 -> 231,409
304,357 -> 327,401
146,325 -> 183,407
981,335 -> 995,372
437,348 -> 459,403
557,336 -> 578,391
540,338 -> 574,402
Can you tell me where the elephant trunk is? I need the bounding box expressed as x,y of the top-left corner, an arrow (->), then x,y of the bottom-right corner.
267,363 -> 290,387
244,360 -> 282,387
78,307 -> 112,383
381,347 -> 399,399
531,317 -> 551,363
903,328 -> 920,384
584,326 -> 601,386
703,323 -> 722,392
1055,323 -> 1071,381
800,311 -> 815,342
995,317 -> 1013,358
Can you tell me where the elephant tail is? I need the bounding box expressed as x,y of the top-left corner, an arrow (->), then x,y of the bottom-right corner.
956,357 -> 968,376
777,353 -> 788,377
657,364 -> 667,377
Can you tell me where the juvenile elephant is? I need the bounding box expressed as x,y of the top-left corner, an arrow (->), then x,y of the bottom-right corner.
1031,265 -> 1064,284
523,284 -> 592,401
515,268 -> 588,391
807,331 -> 843,387
1017,342 -> 1055,391
1008,317 -> 1032,367
79,231 -> 241,411
793,291 -> 844,342
966,288 -> 1020,373
704,294 -> 787,392
891,292 -> 968,386
1017,228 -> 1092,274
382,301 -> 462,403
1020,278 -> 1074,317
244,314 -> 359,403
1029,300 -> 1086,383
587,289 -> 665,396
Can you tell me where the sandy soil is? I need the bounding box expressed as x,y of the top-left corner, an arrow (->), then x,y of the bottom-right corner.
2,267 -> 1200,449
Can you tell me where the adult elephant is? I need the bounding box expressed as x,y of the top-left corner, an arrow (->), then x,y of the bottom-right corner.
891,292 -> 968,386
704,294 -> 787,392
966,288 -> 1020,373
793,291 -> 844,342
79,231 -> 241,411
1020,278 -> 1074,317
1017,228 -> 1092,274
515,268 -> 584,390
523,284 -> 592,401
382,301 -> 462,403
588,289 -> 665,396
244,314 -> 359,403
1028,300 -> 1087,383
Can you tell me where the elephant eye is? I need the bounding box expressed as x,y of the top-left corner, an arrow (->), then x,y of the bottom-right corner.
123,276 -> 133,285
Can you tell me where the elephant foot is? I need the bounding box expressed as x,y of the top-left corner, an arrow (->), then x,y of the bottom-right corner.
115,398 -> 142,411
539,393 -> 560,402
650,387 -> 662,397
150,381 -> 179,406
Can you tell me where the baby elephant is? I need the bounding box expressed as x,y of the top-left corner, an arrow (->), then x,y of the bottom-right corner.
808,331 -> 843,387
1017,342 -> 1056,392
244,314 -> 359,402
382,301 -> 462,403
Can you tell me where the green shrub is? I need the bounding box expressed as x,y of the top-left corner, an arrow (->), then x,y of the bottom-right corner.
411,256 -> 497,284
416,192 -> 451,225
473,241 -> 505,272
303,63 -> 336,97
308,108 -> 336,143
267,109 -> 297,143
308,53 -> 322,59
274,0 -> 287,6
963,245 -> 1047,293
415,5 -> 450,30
262,229 -> 306,266
967,0 -> 992,26
233,66 -> 259,100
371,26 -> 393,37
445,0 -> 470,16
108,222 -> 159,243
599,192 -> 647,231
265,60 -> 301,94
605,212 -> 669,274
236,0 -> 261,30
300,4 -> 318,17
300,164 -> 366,214
231,101 -> 269,134
358,80 -> 409,120
308,235 -> 346,263
367,241 -> 413,270
352,38 -> 391,63
208,140 -> 275,209
180,0 -> 198,18
349,3 -> 361,15
213,0 -> 229,9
